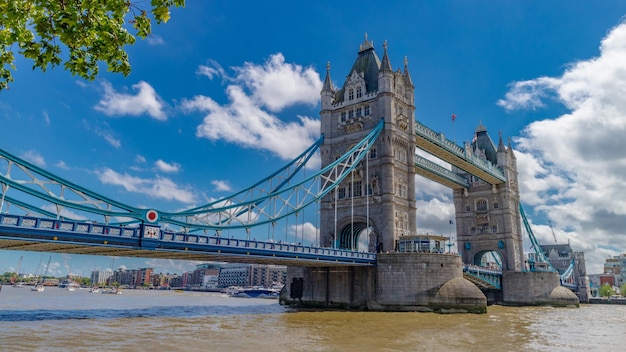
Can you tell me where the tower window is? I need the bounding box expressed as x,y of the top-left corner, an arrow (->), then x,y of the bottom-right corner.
356,86 -> 362,98
341,112 -> 346,122
348,89 -> 354,100
364,105 -> 370,116
356,107 -> 362,117
369,148 -> 377,159
465,205 -> 471,212
338,187 -> 346,199
494,202 -> 499,209
348,110 -> 354,119
477,199 -> 487,211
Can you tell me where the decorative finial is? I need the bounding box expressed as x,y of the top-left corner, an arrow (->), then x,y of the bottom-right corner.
359,33 -> 374,52
326,61 -> 330,71
383,40 -> 388,51
404,56 -> 408,67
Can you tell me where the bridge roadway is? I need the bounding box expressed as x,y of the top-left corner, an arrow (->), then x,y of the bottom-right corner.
0,214 -> 375,267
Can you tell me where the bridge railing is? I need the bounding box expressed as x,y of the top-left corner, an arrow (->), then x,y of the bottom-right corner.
0,214 -> 376,261
414,121 -> 506,181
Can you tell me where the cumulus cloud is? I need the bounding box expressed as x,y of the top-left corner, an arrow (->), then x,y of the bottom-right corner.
182,53 -> 322,161
154,160 -> 181,173
498,21 -> 626,273
95,81 -> 167,120
211,180 -> 232,192
21,150 -> 45,167
97,168 -> 197,204
196,60 -> 226,80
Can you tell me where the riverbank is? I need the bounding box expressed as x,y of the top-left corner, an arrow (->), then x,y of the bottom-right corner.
588,297 -> 626,305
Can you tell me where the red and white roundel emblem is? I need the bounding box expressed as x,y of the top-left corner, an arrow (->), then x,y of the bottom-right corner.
146,209 -> 159,223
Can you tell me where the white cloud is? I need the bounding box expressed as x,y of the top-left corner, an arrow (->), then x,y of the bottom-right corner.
154,160 -> 181,173
55,160 -> 68,170
135,155 -> 147,164
182,53 -> 322,161
43,110 -> 50,125
499,21 -> 626,273
95,81 -> 167,121
97,168 -> 197,204
234,53 -> 322,112
146,35 -> 165,46
211,180 -> 232,192
21,150 -> 45,167
196,60 -> 225,80
289,222 -> 320,246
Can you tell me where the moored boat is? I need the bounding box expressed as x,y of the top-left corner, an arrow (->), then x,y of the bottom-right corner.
229,287 -> 280,299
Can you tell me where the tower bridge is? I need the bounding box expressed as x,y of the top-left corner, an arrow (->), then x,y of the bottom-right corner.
0,35 -> 581,312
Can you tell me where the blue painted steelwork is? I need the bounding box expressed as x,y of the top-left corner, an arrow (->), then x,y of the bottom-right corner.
519,204 -> 556,273
0,121 -> 382,231
158,120 -> 384,231
414,120 -> 506,184
413,154 -> 469,189
0,214 -> 376,266
462,265 -> 502,289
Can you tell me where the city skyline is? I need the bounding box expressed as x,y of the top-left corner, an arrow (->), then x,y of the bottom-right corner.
2,1 -> 626,274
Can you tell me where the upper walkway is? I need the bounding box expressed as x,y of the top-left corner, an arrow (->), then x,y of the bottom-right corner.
414,120 -> 506,186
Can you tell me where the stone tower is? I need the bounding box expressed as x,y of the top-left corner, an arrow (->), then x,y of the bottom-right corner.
453,125 -> 525,271
319,35 -> 416,253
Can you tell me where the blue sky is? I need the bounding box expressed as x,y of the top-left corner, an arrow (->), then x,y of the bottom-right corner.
1,1 -> 626,276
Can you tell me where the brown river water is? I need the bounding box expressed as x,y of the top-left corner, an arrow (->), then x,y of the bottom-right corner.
0,285 -> 624,351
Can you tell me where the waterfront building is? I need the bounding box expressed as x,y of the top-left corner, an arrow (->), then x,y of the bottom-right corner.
90,269 -> 113,286
135,267 -> 153,287
217,263 -> 287,288
189,263 -> 221,288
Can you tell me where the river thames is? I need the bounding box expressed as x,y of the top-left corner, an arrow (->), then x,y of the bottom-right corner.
0,285 -> 624,351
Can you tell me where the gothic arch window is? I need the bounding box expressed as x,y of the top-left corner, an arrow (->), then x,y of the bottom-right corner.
476,199 -> 488,211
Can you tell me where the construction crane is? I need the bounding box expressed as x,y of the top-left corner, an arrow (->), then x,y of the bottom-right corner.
548,220 -> 558,245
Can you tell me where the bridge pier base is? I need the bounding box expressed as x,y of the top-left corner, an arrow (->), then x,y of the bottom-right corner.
280,253 -> 487,314
502,271 -> 579,307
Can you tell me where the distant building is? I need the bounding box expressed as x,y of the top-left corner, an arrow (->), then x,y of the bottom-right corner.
91,269 -> 113,286
217,263 -> 287,288
597,254 -> 626,293
540,243 -> 591,302
135,268 -> 153,287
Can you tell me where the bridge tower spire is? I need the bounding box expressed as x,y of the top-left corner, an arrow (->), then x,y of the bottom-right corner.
319,36 -> 416,253
453,126 -> 525,271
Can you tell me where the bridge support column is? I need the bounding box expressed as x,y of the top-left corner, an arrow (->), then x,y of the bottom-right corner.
281,253 -> 487,314
502,271 -> 579,307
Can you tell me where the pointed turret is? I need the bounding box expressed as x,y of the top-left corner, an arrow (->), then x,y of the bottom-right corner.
378,40 -> 393,93
321,61 -> 334,110
402,56 -> 414,87
322,61 -> 334,93
380,40 -> 393,72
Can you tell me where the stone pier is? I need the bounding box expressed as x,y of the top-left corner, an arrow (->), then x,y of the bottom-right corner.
502,271 -> 579,307
280,253 -> 487,314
